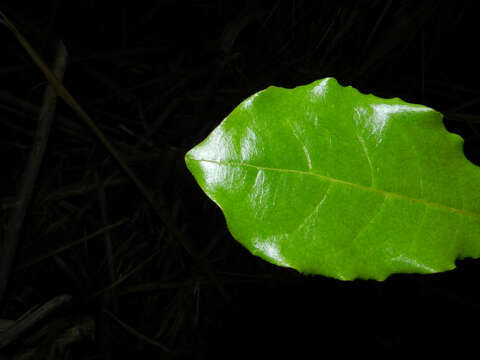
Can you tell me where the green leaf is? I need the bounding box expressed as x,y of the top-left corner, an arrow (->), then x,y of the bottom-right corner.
185,78 -> 480,281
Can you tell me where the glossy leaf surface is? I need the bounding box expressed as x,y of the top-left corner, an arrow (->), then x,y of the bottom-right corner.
185,78 -> 480,281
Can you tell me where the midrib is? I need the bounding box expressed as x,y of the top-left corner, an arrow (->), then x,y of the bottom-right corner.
194,158 -> 480,220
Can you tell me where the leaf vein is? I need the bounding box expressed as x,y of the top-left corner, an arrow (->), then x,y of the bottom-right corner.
350,196 -> 387,249
404,131 -> 424,198
355,134 -> 374,187
296,184 -> 331,232
194,158 -> 480,220
285,119 -> 312,170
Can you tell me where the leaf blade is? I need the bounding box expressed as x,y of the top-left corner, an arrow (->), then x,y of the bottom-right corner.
186,77 -> 480,281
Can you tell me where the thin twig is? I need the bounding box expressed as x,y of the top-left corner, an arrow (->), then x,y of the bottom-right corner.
0,41 -> 68,304
13,218 -> 129,272
103,309 -> 172,353
95,171 -> 117,358
0,294 -> 72,349
95,171 -> 118,311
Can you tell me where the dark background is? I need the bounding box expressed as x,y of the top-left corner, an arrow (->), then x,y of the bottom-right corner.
1,1 -> 480,359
